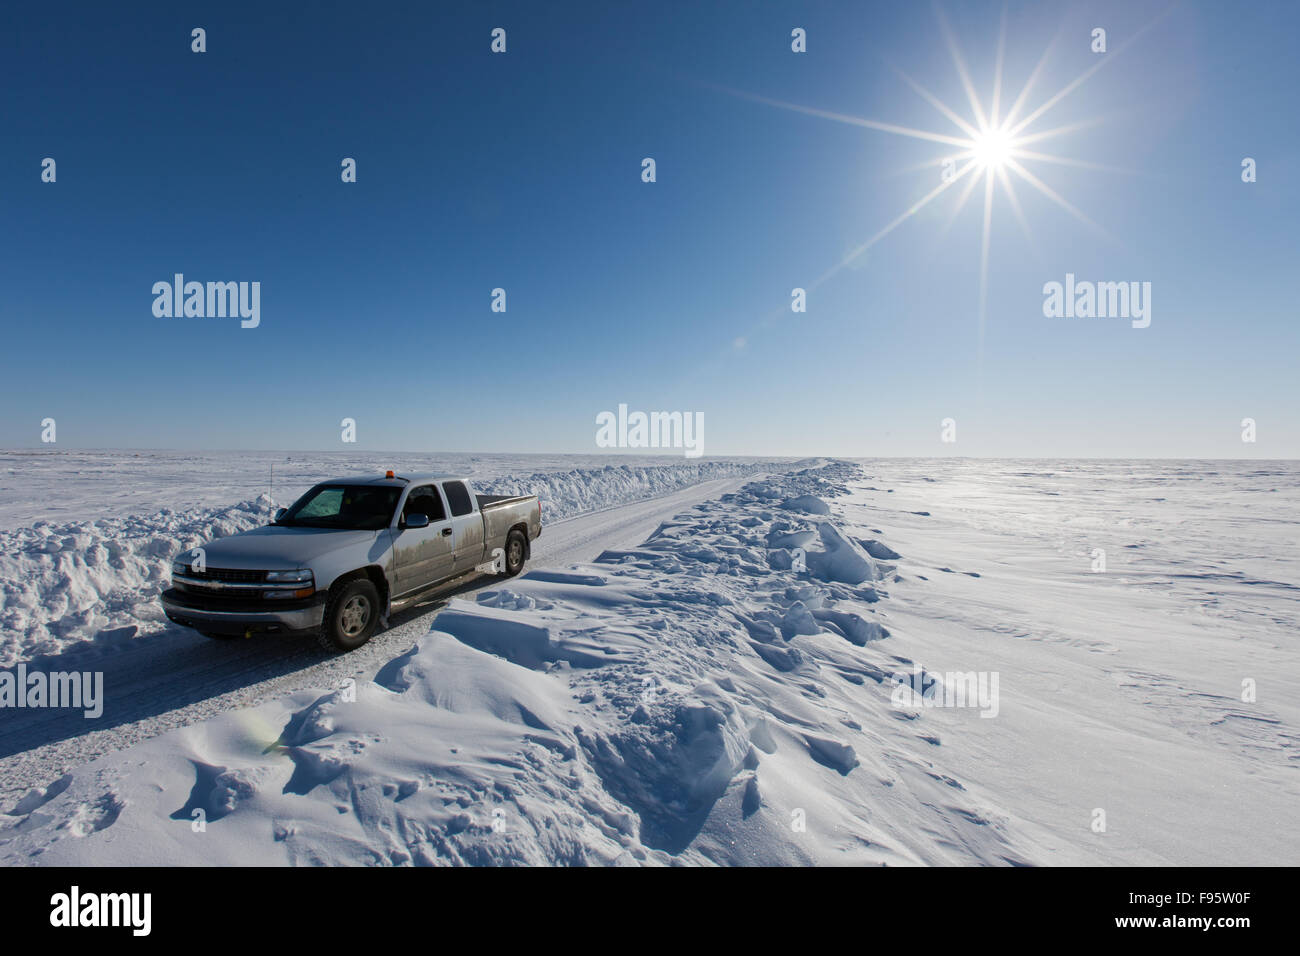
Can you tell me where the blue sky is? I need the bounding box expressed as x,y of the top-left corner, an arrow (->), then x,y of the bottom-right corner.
1,0 -> 1296,457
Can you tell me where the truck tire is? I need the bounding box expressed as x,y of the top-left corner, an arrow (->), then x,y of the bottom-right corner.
318,578 -> 381,652
502,529 -> 527,577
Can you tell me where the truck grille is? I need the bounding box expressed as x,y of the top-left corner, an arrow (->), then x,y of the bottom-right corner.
184,567 -> 267,583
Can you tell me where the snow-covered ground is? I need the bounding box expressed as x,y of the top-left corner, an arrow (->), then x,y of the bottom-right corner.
2,458 -> 1295,865
0,451 -> 792,665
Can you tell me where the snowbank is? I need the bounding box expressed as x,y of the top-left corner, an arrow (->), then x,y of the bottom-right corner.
474,459 -> 781,523
0,497 -> 276,666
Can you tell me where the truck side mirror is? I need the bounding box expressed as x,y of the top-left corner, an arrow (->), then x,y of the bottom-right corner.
405,513 -> 430,529
274,508 -> 287,521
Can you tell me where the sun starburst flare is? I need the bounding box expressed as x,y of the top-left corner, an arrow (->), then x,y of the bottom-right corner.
711,3 -> 1172,365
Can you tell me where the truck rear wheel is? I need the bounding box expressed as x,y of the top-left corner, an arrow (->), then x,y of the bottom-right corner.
503,529 -> 527,577
318,578 -> 381,652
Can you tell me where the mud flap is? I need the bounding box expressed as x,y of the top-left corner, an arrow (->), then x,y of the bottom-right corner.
475,548 -> 505,575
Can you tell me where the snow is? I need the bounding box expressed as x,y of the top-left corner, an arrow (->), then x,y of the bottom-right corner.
0,497 -> 277,667
2,457 -> 1297,866
0,453 -> 789,666
0,450 -> 793,529
806,521 -> 882,585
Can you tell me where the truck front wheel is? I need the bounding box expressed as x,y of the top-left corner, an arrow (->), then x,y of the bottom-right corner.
318,578 -> 381,652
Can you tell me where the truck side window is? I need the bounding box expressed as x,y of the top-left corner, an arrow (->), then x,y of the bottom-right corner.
443,481 -> 473,517
404,486 -> 446,523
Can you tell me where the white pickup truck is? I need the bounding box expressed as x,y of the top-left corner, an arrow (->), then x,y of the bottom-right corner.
161,472 -> 541,650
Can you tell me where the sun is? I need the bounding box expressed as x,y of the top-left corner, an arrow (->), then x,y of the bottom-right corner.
970,125 -> 1014,170
711,1 -> 1157,363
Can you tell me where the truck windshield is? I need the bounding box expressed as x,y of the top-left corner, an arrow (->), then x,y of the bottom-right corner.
276,484 -> 400,531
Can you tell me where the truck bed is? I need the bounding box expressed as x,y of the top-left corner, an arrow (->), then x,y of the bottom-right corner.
476,493 -> 542,549
475,493 -> 532,509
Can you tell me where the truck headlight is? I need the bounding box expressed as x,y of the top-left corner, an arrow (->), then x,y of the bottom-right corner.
264,568 -> 315,600
265,569 -> 314,583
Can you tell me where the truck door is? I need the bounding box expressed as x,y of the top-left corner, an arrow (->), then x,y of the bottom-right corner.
392,484 -> 454,595
441,480 -> 485,570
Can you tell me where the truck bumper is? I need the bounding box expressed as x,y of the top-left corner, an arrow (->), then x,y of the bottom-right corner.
161,588 -> 327,636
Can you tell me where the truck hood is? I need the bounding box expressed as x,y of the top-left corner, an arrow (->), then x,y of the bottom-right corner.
187,525 -> 384,570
